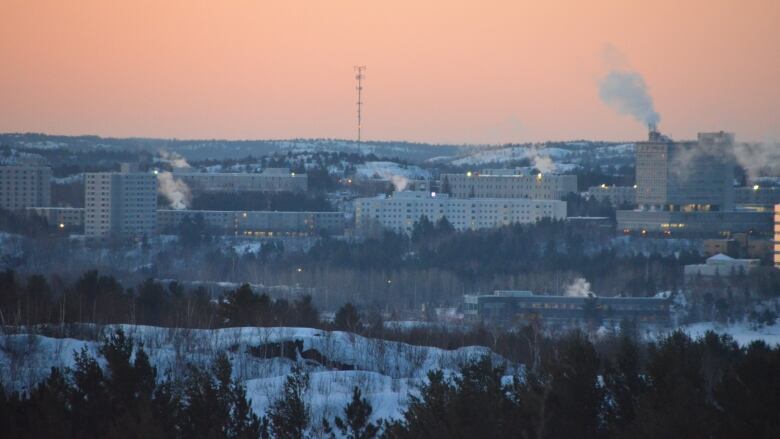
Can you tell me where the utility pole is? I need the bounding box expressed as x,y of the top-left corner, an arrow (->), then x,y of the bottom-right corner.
354,65 -> 366,149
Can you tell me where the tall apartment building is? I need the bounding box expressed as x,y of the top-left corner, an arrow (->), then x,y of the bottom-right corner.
0,165 -> 51,210
441,172 -> 577,200
84,168 -> 157,238
775,204 -> 780,268
172,168 -> 307,193
355,191 -> 566,234
635,131 -> 735,212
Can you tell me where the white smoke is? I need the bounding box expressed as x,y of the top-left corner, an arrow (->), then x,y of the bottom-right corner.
159,150 -> 191,169
598,45 -> 660,128
733,141 -> 780,180
524,145 -> 556,174
599,71 -> 660,128
565,277 -> 594,298
390,175 -> 410,192
157,171 -> 191,210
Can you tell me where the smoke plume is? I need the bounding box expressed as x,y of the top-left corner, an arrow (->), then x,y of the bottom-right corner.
159,150 -> 191,169
157,171 -> 191,210
390,175 -> 410,192
733,141 -> 780,180
565,277 -> 594,298
599,71 -> 660,128
523,145 -> 556,174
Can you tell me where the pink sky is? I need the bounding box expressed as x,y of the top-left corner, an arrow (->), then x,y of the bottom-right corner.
1,0 -> 778,143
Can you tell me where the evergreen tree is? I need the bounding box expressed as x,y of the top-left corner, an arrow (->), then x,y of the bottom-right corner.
269,365 -> 310,439
332,387 -> 382,439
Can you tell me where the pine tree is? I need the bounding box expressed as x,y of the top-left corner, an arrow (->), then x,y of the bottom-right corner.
269,365 -> 310,439
333,387 -> 382,439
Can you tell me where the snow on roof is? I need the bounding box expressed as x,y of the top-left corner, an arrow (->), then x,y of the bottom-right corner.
707,253 -> 735,262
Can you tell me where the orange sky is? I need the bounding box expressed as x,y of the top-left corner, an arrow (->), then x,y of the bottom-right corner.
1,0 -> 778,144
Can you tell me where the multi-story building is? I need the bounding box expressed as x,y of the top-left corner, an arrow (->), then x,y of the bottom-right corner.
84,168 -> 157,238
26,207 -> 85,231
463,290 -> 670,325
0,165 -> 51,210
441,172 -> 577,200
355,191 -> 566,234
172,168 -> 307,193
775,204 -> 780,268
636,131 -> 735,211
618,130 -> 774,237
157,209 -> 345,237
735,186 -> 780,211
587,185 -> 636,207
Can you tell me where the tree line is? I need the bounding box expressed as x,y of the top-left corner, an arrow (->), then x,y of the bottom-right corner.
3,328 -> 778,438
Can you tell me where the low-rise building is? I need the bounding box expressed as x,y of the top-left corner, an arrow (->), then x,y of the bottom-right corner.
441,172 -> 576,200
172,168 -> 307,193
616,210 -> 772,237
463,290 -> 670,324
26,207 -> 85,231
683,253 -> 761,277
735,186 -> 780,211
355,191 -> 567,234
157,209 -> 345,237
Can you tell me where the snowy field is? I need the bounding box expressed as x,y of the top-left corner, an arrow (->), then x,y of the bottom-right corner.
0,325 -> 505,422
679,321 -> 780,347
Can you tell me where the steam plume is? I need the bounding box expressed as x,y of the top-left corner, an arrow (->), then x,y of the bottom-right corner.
565,277 -> 594,297
599,71 -> 660,128
390,175 -> 410,192
159,150 -> 191,169
157,171 -> 191,209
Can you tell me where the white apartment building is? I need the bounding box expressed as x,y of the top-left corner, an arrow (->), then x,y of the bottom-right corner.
172,168 -> 307,193
441,172 -> 577,200
355,191 -> 567,234
84,169 -> 157,238
0,165 -> 51,210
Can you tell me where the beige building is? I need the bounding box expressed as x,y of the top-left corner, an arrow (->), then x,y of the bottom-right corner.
441,172 -> 576,200
355,190 -> 567,234
157,209 -> 345,237
775,204 -> 780,268
172,168 -> 307,193
85,169 -> 157,238
0,165 -> 51,210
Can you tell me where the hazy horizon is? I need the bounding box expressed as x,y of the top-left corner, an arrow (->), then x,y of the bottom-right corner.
2,0 -> 779,144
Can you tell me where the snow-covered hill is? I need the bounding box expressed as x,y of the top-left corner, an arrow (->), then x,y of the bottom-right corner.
0,325 -> 507,423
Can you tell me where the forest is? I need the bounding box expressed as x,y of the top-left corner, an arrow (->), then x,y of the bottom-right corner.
1,327 -> 778,438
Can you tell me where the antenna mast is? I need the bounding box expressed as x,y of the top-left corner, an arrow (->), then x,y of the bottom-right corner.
354,65 -> 366,147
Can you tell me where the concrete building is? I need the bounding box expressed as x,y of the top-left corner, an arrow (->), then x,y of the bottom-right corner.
84,168 -> 157,238
616,209 -> 771,236
0,164 -> 51,210
355,191 -> 567,234
683,253 -> 760,277
26,207 -> 85,231
735,186 -> 780,211
587,185 -> 636,207
775,204 -> 780,268
463,290 -> 670,325
617,130 -> 776,237
172,168 -> 307,193
441,172 -> 576,200
635,131 -> 735,212
157,209 -> 345,237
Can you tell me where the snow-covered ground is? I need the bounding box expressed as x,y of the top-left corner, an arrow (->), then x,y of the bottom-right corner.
0,325 -> 506,422
679,321 -> 780,347
354,161 -> 431,180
